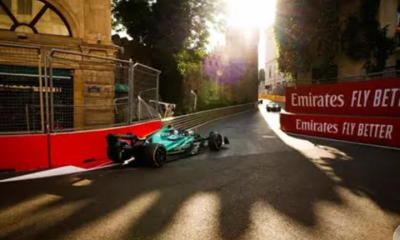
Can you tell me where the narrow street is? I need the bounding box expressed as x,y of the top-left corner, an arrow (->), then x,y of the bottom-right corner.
1,106 -> 399,240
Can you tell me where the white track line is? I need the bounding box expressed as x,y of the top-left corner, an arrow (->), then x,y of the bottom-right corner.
287,133 -> 400,151
0,164 -> 118,183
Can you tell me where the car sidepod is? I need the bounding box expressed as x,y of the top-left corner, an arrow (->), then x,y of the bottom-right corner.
147,129 -> 195,155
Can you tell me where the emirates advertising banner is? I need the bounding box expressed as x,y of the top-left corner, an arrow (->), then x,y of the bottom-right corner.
280,113 -> 400,148
282,79 -> 400,148
286,79 -> 400,117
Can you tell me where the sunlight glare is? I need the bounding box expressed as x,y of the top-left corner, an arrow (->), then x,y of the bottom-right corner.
227,0 -> 277,30
64,191 -> 161,240
157,193 -> 220,240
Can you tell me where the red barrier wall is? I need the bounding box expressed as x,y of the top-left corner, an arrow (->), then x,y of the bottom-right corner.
281,113 -> 400,148
0,121 -> 162,172
0,134 -> 49,172
286,79 -> 400,117
50,121 -> 162,169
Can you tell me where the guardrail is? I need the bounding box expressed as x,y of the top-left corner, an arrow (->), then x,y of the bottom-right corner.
162,103 -> 256,130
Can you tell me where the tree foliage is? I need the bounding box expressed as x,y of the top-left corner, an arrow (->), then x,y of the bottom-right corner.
341,0 -> 396,73
275,0 -> 339,79
112,0 -> 223,106
275,0 -> 396,80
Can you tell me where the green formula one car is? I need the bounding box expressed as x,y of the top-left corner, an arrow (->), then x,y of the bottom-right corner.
106,126 -> 229,167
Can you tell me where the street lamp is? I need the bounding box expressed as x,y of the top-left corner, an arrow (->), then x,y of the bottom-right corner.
191,90 -> 197,112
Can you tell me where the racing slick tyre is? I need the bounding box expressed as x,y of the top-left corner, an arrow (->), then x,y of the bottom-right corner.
209,132 -> 223,151
266,107 -> 271,112
145,144 -> 167,168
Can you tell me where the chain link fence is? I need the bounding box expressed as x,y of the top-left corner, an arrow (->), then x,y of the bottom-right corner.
0,44 -> 161,135
0,44 -> 45,134
47,50 -> 162,132
132,63 -> 161,122
48,49 -> 134,132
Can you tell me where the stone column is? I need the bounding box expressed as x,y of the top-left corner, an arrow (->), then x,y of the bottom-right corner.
82,66 -> 115,127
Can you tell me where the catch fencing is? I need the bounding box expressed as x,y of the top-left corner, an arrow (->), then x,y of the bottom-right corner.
0,43 -> 161,134
0,44 -> 44,134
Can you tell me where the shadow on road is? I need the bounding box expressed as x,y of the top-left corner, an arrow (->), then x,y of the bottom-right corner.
0,111 -> 397,240
295,136 -> 400,214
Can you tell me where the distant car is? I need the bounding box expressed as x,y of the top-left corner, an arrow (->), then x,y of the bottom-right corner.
258,99 -> 263,105
266,103 -> 281,112
106,126 -> 229,167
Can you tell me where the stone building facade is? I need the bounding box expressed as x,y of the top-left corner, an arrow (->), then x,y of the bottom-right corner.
259,26 -> 286,95
0,0 -> 119,131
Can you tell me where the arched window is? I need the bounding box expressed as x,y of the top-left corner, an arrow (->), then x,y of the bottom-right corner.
0,0 -> 72,36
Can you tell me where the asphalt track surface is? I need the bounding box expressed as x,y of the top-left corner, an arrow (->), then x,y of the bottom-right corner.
1,104 -> 400,240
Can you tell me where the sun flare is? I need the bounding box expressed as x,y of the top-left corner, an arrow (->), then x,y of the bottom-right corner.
227,0 -> 277,30
207,0 -> 277,51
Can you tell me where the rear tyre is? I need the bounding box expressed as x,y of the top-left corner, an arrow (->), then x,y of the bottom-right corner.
266,107 -> 271,112
145,144 -> 167,168
209,132 -> 223,151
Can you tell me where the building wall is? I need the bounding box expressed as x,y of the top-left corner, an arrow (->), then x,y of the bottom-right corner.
335,0 -> 398,78
0,0 -> 114,46
261,26 -> 286,94
379,0 -> 399,67
225,27 -> 259,103
0,0 -> 118,129
299,0 -> 399,84
225,27 -> 258,65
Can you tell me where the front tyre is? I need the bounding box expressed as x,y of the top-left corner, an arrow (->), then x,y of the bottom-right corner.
145,144 -> 167,168
209,132 -> 223,151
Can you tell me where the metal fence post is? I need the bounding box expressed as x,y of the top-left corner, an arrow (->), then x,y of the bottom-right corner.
25,104 -> 30,131
44,52 -> 52,169
49,56 -> 54,132
138,96 -> 141,122
38,54 -> 45,132
156,72 -> 160,116
44,53 -> 50,134
128,60 -> 134,124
